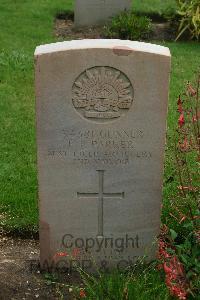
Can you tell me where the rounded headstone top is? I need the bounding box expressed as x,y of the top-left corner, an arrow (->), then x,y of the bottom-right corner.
35,39 -> 171,57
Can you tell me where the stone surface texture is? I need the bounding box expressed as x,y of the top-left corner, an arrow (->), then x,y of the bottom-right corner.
74,0 -> 132,27
35,39 -> 171,271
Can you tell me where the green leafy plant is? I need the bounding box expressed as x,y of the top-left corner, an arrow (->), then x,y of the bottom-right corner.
159,73 -> 200,299
104,11 -> 152,40
176,223 -> 200,296
75,263 -> 169,299
176,0 -> 200,40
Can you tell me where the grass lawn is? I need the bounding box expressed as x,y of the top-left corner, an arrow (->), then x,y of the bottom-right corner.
1,0 -> 199,232
132,0 -> 177,15
0,0 -> 199,299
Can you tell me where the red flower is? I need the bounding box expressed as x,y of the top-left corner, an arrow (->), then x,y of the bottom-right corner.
178,104 -> 183,113
53,251 -> 68,260
178,114 -> 185,127
177,95 -> 182,105
158,237 -> 188,300
163,262 -> 172,274
177,96 -> 183,113
57,252 -> 68,257
79,289 -> 86,298
177,95 -> 183,113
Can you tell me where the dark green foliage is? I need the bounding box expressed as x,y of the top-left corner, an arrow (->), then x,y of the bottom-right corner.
104,11 -> 152,40
168,220 -> 200,298
77,264 -> 170,300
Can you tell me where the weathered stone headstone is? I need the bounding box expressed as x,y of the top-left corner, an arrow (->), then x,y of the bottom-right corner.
74,0 -> 132,27
35,39 -> 171,272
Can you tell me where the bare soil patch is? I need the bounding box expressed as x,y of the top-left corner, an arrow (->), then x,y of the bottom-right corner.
54,18 -> 104,40
54,13 -> 176,41
0,233 -> 81,300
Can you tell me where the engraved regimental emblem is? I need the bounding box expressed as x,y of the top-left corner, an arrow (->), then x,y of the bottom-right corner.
72,66 -> 134,122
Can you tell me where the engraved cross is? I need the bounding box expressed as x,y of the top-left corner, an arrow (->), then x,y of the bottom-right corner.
77,170 -> 124,237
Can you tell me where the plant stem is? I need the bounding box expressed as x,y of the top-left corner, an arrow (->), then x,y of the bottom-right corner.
174,142 -> 186,197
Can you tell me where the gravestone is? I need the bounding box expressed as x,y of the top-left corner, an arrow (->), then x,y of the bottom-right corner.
74,0 -> 132,27
35,39 -> 171,272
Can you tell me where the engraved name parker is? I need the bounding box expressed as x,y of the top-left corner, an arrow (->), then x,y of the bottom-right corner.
47,128 -> 152,165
